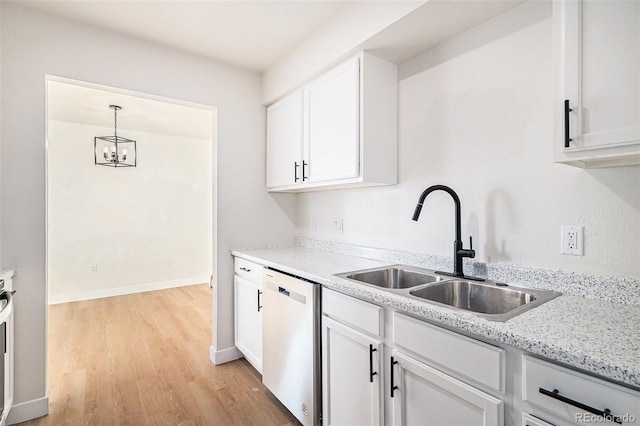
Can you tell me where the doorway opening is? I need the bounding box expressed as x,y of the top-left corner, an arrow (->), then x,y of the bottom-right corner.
44,76 -> 217,420
46,77 -> 215,304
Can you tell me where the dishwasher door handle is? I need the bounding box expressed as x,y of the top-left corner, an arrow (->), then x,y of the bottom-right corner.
278,287 -> 290,297
266,281 -> 308,304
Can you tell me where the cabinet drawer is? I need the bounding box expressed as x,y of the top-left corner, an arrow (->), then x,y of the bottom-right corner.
322,288 -> 382,337
234,258 -> 263,283
393,312 -> 504,392
523,356 -> 640,425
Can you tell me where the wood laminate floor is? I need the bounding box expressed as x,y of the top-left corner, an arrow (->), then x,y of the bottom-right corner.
19,284 -> 298,426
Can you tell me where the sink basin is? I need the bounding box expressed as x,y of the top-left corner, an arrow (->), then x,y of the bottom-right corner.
337,266 -> 444,289
409,280 -> 560,321
336,266 -> 560,321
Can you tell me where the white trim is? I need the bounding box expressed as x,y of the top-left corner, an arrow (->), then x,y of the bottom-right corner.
7,392 -> 49,425
209,345 -> 242,365
48,276 -> 210,305
44,75 -> 216,112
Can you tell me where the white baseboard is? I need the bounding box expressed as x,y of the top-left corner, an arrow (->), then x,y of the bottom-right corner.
209,345 -> 242,365
7,392 -> 49,425
48,276 -> 210,305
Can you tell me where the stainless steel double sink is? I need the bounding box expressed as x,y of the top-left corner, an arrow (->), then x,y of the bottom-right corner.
335,265 -> 560,321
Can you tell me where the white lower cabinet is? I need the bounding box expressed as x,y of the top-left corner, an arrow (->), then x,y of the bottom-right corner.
320,289 -> 640,426
233,258 -> 264,373
522,356 -> 640,426
389,350 -> 503,426
234,276 -> 262,372
322,288 -> 504,426
322,316 -> 383,426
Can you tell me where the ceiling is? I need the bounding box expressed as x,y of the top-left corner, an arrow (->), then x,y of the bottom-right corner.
11,0 -> 525,79
11,0 -> 352,73
48,80 -> 214,139
29,0 -> 525,126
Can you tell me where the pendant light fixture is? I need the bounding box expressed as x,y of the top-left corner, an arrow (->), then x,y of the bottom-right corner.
94,105 -> 137,167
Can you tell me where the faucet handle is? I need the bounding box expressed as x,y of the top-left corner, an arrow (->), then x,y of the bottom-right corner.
469,236 -> 473,250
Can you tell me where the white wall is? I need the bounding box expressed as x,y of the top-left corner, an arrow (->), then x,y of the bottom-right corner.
261,1 -> 423,104
0,3 -> 296,419
0,4 -> 3,265
297,2 -> 640,279
47,121 -> 211,303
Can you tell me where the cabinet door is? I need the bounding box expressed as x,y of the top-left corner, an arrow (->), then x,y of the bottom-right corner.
266,89 -> 303,189
390,351 -> 502,426
522,414 -> 555,426
556,0 -> 640,164
234,275 -> 262,373
322,316 -> 383,426
305,56 -> 360,183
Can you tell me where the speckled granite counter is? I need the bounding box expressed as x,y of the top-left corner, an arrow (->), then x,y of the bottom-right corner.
232,247 -> 640,389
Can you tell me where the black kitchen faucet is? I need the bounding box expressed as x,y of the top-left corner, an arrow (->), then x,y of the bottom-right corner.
412,185 -> 483,281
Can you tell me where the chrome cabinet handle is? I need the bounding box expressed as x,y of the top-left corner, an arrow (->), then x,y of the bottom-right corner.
539,388 -> 621,424
294,162 -> 300,182
257,290 -> 263,312
239,267 -> 251,272
302,161 -> 308,181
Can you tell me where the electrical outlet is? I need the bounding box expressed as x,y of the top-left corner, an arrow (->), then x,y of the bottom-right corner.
311,216 -> 317,231
91,264 -> 98,273
333,218 -> 343,234
561,225 -> 584,256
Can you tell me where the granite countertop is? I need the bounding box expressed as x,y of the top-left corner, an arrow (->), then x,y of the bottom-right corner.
232,247 -> 640,389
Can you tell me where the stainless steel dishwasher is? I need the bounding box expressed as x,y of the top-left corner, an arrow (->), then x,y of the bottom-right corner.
262,268 -> 321,426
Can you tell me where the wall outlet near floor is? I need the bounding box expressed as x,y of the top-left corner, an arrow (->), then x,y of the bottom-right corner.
91,264 -> 98,273
311,216 -> 317,231
561,225 -> 584,256
333,218 -> 343,234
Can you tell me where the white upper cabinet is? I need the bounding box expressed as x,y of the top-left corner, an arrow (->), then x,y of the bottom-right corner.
305,56 -> 360,183
266,89 -> 304,188
554,0 -> 640,167
266,51 -> 397,192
